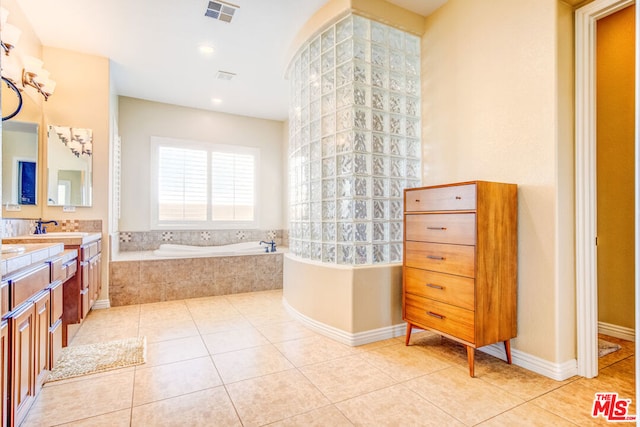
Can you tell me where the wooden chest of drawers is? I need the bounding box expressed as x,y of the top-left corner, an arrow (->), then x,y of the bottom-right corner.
403,181 -> 517,377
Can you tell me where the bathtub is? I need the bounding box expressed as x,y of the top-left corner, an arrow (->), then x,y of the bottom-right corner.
153,241 -> 270,257
109,242 -> 285,306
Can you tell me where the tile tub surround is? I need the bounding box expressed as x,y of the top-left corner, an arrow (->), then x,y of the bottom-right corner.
110,252 -> 284,306
117,229 -> 285,251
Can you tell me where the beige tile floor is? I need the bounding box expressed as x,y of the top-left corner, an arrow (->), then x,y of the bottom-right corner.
23,290 -> 635,426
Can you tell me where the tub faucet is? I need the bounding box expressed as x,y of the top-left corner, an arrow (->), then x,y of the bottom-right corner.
34,218 -> 58,234
260,240 -> 276,253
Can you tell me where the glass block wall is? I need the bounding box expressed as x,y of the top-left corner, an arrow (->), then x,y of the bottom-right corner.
288,14 -> 421,265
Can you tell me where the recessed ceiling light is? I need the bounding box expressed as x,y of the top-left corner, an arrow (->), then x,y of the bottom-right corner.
199,45 -> 214,55
212,98 -> 222,104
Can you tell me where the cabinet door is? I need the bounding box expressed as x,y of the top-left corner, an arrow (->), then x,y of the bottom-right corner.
9,302 -> 36,426
33,290 -> 50,393
88,257 -> 97,309
49,319 -> 63,369
49,280 -> 64,325
1,320 -> 8,427
95,254 -> 102,302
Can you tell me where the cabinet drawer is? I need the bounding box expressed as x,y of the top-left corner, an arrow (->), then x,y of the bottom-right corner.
80,242 -> 98,262
405,184 -> 476,212
405,294 -> 475,343
404,267 -> 475,310
11,264 -> 50,310
65,260 -> 77,280
50,259 -> 64,283
405,213 -> 476,245
405,241 -> 475,277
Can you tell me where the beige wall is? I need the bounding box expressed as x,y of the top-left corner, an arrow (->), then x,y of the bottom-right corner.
596,5 -> 635,330
117,97 -> 285,231
0,0 -> 112,301
40,47 -> 112,300
422,0 -> 575,363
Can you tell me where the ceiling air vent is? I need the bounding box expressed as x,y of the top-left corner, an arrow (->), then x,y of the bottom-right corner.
205,0 -> 239,23
216,70 -> 236,81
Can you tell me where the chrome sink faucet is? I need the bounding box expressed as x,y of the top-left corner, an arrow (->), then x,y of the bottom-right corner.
260,240 -> 277,253
34,218 -> 58,234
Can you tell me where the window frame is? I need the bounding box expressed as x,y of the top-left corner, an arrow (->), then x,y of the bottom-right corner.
150,136 -> 260,230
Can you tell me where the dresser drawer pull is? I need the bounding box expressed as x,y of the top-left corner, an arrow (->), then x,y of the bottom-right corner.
455,196 -> 462,200
427,311 -> 445,320
427,255 -> 446,261
426,283 -> 444,290
427,226 -> 447,231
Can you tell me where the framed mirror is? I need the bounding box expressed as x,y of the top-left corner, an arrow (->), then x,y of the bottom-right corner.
2,121 -> 39,205
47,125 -> 93,207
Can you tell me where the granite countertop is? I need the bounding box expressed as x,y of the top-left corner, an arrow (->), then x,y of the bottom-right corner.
1,242 -> 65,277
3,232 -> 101,247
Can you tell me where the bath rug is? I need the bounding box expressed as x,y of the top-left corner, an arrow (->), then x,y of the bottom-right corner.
598,339 -> 621,358
46,337 -> 146,383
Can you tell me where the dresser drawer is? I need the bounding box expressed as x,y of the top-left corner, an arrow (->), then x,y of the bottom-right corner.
405,241 -> 475,277
405,294 -> 475,343
405,184 -> 476,212
404,267 -> 475,310
405,213 -> 476,245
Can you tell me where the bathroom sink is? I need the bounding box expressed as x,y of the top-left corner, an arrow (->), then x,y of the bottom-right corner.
1,244 -> 26,254
31,232 -> 90,237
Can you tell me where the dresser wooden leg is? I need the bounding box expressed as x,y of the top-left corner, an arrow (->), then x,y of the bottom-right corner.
405,323 -> 412,346
466,346 -> 475,377
504,340 -> 512,364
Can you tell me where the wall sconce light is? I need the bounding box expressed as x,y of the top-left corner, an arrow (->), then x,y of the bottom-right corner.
1,7 -> 55,120
0,7 -> 21,56
22,55 -> 55,101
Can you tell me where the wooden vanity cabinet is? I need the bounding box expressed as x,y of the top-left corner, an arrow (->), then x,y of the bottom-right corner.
3,260 -> 55,427
63,239 -> 101,346
403,181 -> 518,377
2,251 -> 73,427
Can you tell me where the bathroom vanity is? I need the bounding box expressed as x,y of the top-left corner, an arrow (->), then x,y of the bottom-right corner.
0,242 -> 78,426
4,233 -> 102,345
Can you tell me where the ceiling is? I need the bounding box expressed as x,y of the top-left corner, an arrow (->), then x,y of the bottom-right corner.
14,0 -> 446,121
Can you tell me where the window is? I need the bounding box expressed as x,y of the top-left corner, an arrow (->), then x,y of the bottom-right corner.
151,137 -> 258,228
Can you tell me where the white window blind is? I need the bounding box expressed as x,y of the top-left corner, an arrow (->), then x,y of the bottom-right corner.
158,146 -> 208,221
211,152 -> 255,221
151,137 -> 258,228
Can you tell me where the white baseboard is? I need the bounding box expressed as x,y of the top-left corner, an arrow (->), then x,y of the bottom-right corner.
92,299 -> 111,310
479,343 -> 578,381
284,297 -> 579,381
598,322 -> 635,342
282,298 -> 406,346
